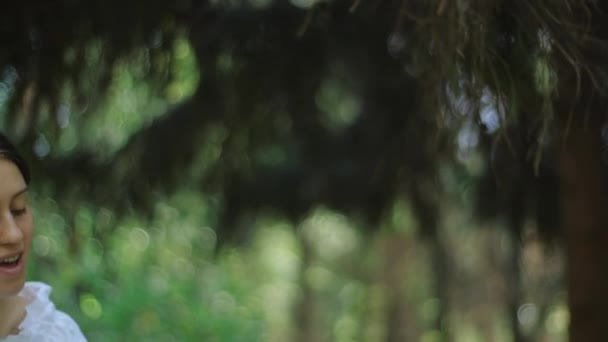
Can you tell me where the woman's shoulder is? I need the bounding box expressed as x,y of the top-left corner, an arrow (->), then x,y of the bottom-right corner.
4,281 -> 88,342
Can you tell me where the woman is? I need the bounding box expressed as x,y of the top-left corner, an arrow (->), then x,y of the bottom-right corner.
0,133 -> 86,341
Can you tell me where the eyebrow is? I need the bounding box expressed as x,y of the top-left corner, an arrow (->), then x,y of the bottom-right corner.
12,187 -> 29,200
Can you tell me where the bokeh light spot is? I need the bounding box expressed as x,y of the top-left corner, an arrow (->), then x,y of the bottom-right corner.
80,293 -> 103,319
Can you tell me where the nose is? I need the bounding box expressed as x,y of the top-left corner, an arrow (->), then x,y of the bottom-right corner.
0,212 -> 23,245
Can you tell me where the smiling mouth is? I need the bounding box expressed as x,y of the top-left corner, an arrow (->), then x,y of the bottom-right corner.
0,254 -> 21,267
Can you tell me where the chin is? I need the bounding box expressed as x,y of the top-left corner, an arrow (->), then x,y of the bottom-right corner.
0,279 -> 25,299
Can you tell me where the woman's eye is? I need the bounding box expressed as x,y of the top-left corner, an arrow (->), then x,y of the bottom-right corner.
11,208 -> 27,217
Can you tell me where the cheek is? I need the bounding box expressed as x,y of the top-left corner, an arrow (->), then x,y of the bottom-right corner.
20,214 -> 34,245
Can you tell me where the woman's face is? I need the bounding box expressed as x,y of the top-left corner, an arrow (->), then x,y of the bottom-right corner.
0,158 -> 32,298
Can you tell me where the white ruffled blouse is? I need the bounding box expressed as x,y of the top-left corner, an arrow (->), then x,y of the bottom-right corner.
1,282 -> 86,341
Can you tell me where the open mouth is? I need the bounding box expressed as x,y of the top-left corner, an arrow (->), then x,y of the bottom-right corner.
0,254 -> 21,267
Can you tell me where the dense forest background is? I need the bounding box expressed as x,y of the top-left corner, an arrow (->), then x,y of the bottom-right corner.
2,0 -> 608,341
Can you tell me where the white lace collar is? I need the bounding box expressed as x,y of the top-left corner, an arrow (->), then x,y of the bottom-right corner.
1,282 -> 86,341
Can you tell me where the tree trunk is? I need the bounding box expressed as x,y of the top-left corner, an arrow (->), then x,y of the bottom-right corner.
558,98 -> 608,342
507,188 -> 526,342
381,233 -> 409,342
429,232 -> 450,342
411,180 -> 450,341
506,231 -> 525,342
294,234 -> 318,342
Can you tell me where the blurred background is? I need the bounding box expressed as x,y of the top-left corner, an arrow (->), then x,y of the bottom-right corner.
3,0 -> 607,341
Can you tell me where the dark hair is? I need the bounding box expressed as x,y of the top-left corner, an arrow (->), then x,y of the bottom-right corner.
0,133 -> 30,185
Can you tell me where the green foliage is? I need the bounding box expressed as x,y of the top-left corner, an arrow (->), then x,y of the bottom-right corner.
54,34 -> 199,158
0,1 -> 585,340
315,78 -> 361,133
22,37 -> 266,340
28,190 -> 263,341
